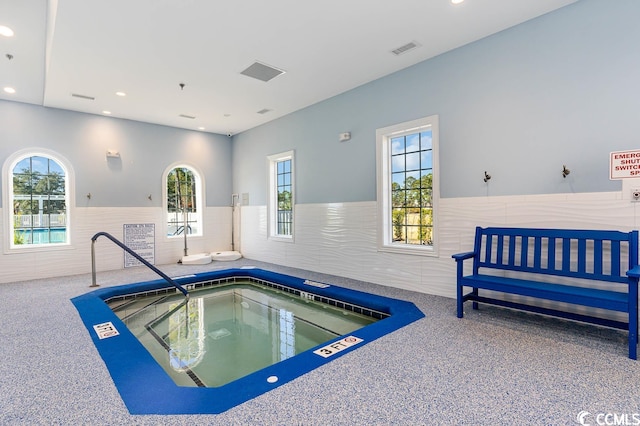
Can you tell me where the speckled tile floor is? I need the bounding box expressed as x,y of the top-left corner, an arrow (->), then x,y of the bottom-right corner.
1,258 -> 638,425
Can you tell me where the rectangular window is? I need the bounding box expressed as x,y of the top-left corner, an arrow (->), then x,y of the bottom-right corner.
268,151 -> 294,240
376,116 -> 439,256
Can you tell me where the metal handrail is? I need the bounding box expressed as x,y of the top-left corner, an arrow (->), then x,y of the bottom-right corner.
90,231 -> 189,300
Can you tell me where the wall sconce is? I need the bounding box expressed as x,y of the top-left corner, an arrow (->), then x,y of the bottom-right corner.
562,165 -> 570,178
106,150 -> 120,159
338,132 -> 351,142
483,171 -> 491,182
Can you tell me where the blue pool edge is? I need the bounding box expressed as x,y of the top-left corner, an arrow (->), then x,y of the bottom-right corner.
71,268 -> 425,415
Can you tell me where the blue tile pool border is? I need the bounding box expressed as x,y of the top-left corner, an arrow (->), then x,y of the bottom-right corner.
71,268 -> 425,415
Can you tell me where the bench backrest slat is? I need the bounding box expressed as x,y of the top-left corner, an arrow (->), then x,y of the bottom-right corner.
612,240 -> 621,277
472,227 -> 639,283
534,236 -> 542,269
594,239 -> 603,275
547,237 -> 556,272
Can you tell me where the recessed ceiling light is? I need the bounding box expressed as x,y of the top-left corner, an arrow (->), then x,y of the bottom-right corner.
198,127 -> 205,131
102,110 -> 112,115
115,91 -> 126,97
451,0 -> 464,4
0,26 -> 14,37
3,87 -> 16,94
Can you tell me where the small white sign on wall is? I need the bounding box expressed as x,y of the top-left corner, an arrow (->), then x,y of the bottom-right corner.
123,223 -> 155,267
610,150 -> 640,179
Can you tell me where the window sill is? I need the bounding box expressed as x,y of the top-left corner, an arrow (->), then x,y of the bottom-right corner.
5,243 -> 74,255
378,243 -> 438,257
269,235 -> 294,243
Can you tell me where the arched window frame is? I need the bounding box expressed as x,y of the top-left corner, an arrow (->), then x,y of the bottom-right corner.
162,163 -> 205,239
2,148 -> 75,253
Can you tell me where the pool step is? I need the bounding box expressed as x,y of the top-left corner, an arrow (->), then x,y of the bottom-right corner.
109,295 -> 170,321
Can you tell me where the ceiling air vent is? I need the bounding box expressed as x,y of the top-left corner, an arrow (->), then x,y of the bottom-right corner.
179,114 -> 196,119
240,61 -> 285,82
391,41 -> 420,56
256,108 -> 272,115
71,93 -> 95,100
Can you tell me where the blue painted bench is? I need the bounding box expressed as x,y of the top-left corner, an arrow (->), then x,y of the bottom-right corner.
453,227 -> 639,359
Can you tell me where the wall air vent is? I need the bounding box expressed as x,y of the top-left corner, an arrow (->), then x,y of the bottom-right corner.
71,93 -> 95,100
391,41 -> 420,56
240,61 -> 285,82
179,114 -> 196,119
257,108 -> 272,115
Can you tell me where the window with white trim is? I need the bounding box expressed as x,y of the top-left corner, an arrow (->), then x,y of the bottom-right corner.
164,165 -> 203,238
3,149 -> 73,250
268,151 -> 294,240
376,115 -> 439,255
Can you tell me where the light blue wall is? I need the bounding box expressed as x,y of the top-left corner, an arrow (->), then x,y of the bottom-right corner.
232,0 -> 640,205
0,100 -> 232,207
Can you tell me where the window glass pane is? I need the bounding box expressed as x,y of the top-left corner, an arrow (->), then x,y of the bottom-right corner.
392,190 -> 406,208
49,160 -> 65,176
392,172 -> 405,187
405,153 -> 420,171
421,150 -> 432,169
406,170 -> 420,183
405,134 -> 420,153
420,130 -> 432,150
391,155 -> 405,173
14,158 -> 30,172
421,189 -> 433,207
391,137 -> 405,155
30,156 -> 49,174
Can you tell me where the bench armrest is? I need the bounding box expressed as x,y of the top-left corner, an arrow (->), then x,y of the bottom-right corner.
627,265 -> 640,279
452,251 -> 476,261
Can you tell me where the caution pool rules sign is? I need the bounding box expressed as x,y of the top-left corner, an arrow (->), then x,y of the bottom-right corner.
610,150 -> 640,179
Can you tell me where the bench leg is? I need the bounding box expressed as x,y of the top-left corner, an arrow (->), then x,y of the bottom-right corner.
457,283 -> 464,318
629,281 -> 638,360
630,306 -> 638,360
472,288 -> 479,310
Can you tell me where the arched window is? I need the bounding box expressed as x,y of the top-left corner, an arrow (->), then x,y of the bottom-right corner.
164,164 -> 203,238
3,149 -> 73,249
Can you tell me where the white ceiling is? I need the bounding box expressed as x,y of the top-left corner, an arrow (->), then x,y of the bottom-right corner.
1,0 -> 577,136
